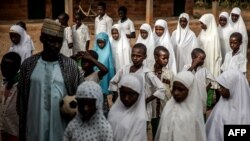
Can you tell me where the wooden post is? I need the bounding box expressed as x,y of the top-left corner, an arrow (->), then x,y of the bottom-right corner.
146,0 -> 153,25
212,0 -> 219,18
65,0 -> 73,25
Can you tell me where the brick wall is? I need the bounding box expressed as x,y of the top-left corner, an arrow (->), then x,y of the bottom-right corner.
0,0 -> 193,20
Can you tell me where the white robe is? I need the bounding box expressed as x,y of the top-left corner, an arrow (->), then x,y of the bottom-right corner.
206,70 -> 250,141
198,14 -> 222,77
218,12 -> 234,62
109,64 -> 166,120
171,13 -> 199,72
221,50 -> 247,73
110,24 -> 131,72
72,23 -> 90,54
155,71 -> 206,141
153,19 -> 177,75
95,14 -> 113,36
136,23 -> 155,69
229,7 -> 248,58
60,26 -> 73,57
108,74 -> 147,141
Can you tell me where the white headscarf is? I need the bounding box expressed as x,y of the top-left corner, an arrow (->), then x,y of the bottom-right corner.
198,13 -> 222,78
218,12 -> 234,62
110,24 -> 131,72
171,13 -> 199,72
206,69 -> 250,141
64,81 -> 113,141
108,74 -> 147,141
229,7 -> 248,58
136,23 -> 155,68
9,25 -> 34,63
155,71 -> 206,141
153,19 -> 177,74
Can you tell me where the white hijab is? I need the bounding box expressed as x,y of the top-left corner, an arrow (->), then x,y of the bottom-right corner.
136,23 -> 155,69
198,13 -> 222,77
171,13 -> 199,72
155,71 -> 206,141
108,74 -> 147,141
206,69 -> 250,141
229,7 -> 248,58
9,25 -> 33,63
218,12 -> 234,62
110,24 -> 131,72
153,19 -> 177,74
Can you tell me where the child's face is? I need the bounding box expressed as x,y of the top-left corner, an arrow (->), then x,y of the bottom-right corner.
140,29 -> 148,39
97,39 -> 106,49
58,15 -> 67,25
1,58 -> 17,79
154,26 -> 164,37
77,98 -> 97,121
200,22 -> 207,30
218,84 -> 230,99
118,10 -> 126,19
111,29 -> 119,40
9,32 -> 21,45
230,36 -> 241,52
179,17 -> 188,29
97,6 -> 105,16
194,53 -> 206,66
231,13 -> 239,23
219,16 -> 227,27
131,47 -> 146,67
155,50 -> 169,67
81,59 -> 92,70
172,81 -> 189,103
75,15 -> 82,26
119,86 -> 139,108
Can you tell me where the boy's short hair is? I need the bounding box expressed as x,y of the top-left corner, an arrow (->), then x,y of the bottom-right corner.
191,48 -> 206,59
2,52 -> 21,69
87,50 -> 99,60
154,46 -> 169,57
60,13 -> 69,21
230,32 -> 242,42
133,43 -> 147,55
16,21 -> 27,30
75,12 -> 85,19
118,6 -> 127,14
97,2 -> 106,10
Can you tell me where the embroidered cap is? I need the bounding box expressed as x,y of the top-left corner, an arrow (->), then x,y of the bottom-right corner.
41,18 -> 64,38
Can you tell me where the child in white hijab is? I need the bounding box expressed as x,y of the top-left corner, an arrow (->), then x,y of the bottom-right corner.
218,11 -> 234,62
64,81 -> 113,141
171,13 -> 199,72
108,74 -> 147,141
153,19 -> 177,74
198,13 -> 222,78
155,71 -> 206,141
206,69 -> 250,141
9,25 -> 34,63
136,23 -> 155,69
110,24 -> 131,72
229,7 -> 248,58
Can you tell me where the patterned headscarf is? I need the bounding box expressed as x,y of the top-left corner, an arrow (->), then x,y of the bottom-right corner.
76,81 -> 103,109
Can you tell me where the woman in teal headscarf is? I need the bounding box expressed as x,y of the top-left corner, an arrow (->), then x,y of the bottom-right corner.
93,32 -> 115,95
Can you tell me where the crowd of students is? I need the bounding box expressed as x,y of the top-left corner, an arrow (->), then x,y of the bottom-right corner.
0,1 -> 250,141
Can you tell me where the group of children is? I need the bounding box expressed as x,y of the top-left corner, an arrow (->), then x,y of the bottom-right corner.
0,1 -> 250,141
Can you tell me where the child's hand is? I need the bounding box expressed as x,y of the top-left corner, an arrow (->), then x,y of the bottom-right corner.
162,78 -> 170,85
82,52 -> 93,60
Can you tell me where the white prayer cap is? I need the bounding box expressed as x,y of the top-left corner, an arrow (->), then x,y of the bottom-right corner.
219,11 -> 229,18
231,7 -> 241,15
173,71 -> 194,89
119,74 -> 142,94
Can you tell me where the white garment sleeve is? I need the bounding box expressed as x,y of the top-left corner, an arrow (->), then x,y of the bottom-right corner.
106,17 -> 113,36
108,68 -> 123,92
66,27 -> 73,44
84,26 -> 90,41
129,20 -> 135,32
146,72 -> 166,100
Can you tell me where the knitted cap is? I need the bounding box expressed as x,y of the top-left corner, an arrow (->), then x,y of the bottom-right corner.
41,18 -> 64,38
